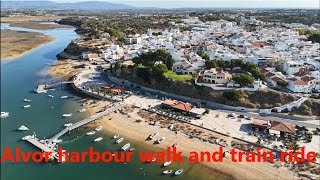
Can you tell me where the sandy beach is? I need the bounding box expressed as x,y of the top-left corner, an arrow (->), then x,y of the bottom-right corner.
48,60 -> 83,80
83,102 -> 297,180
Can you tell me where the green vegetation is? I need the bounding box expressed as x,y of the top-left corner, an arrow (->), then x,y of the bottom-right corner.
233,74 -> 254,87
223,90 -> 242,101
276,80 -> 288,87
132,49 -> 174,69
290,100 -> 320,116
164,70 -> 193,82
298,29 -> 320,43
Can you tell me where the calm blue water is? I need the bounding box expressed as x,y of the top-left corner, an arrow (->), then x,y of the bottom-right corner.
0,23 -> 229,180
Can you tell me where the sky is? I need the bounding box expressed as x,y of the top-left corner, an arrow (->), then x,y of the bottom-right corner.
6,0 -> 320,8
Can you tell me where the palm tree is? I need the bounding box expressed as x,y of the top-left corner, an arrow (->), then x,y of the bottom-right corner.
290,142 -> 300,152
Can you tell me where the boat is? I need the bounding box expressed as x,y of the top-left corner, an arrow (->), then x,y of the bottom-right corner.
1,112 -> 9,118
48,95 -> 54,98
86,131 -> 95,136
64,123 -> 73,127
113,134 -> 119,139
62,113 -> 72,117
163,170 -> 173,175
175,169 -> 183,175
121,143 -> 130,151
129,148 -> 135,152
22,135 -> 34,140
23,105 -> 31,108
151,157 -> 156,162
148,132 -> 158,140
78,109 -> 86,112
172,143 -> 178,147
95,126 -> 102,131
24,99 -> 31,102
94,137 -> 103,142
163,161 -> 172,167
57,150 -> 67,163
18,125 -> 29,131
156,137 -> 165,144
116,137 -> 124,144
60,96 -> 68,99
52,139 -> 63,143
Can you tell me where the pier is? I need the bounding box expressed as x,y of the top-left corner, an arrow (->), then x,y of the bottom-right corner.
34,81 -> 73,93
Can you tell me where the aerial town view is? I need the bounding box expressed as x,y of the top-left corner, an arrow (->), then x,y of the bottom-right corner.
0,0 -> 319,179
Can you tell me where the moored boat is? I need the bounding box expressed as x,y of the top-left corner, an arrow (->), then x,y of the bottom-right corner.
62,113 -> 72,117
22,135 -> 34,140
87,131 -> 95,135
78,109 -> 86,112
94,137 -> 103,142
64,123 -> 73,127
23,105 -> 31,108
148,131 -> 158,140
95,126 -> 102,131
113,134 -> 119,139
18,125 -> 29,131
175,169 -> 183,175
129,148 -> 135,152
156,137 -> 165,144
163,161 -> 172,167
60,96 -> 68,99
163,170 -> 173,174
52,139 -> 63,143
24,99 -> 31,102
172,143 -> 178,147
116,137 -> 124,144
121,143 -> 130,151
1,112 -> 9,118
48,95 -> 54,98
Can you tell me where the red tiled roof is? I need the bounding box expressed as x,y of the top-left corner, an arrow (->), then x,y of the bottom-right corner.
87,54 -> 99,58
293,80 -> 307,86
251,119 -> 268,127
271,76 -> 283,82
301,76 -> 315,83
171,103 -> 193,112
161,100 -> 178,106
270,121 -> 295,134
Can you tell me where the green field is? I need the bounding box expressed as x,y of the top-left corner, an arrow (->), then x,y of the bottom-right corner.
164,70 -> 193,81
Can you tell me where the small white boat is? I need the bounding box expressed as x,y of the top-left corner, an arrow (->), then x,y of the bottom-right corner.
23,105 -> 31,108
24,99 -> 31,102
86,131 -> 95,136
113,134 -> 119,139
163,161 -> 172,167
156,137 -> 165,144
78,109 -> 86,112
175,169 -> 183,175
64,123 -> 73,127
94,137 -> 103,142
148,132 -> 158,140
163,170 -> 173,174
121,143 -> 130,151
61,96 -> 68,99
52,139 -> 63,143
48,95 -> 54,98
22,135 -> 34,140
18,125 -> 29,131
1,112 -> 9,118
116,137 -> 124,144
62,113 -> 72,117
95,126 -> 102,131
151,157 -> 156,162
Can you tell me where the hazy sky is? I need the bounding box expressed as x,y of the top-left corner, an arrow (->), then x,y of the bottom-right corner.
21,0 -> 320,8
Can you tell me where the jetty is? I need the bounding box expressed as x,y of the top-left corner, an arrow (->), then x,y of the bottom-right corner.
34,81 -> 73,93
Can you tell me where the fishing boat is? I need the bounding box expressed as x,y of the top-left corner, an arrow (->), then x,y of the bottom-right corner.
24,99 -> 31,102
48,95 -> 54,98
18,125 -> 29,131
156,137 -> 165,144
116,137 -> 124,144
62,113 -> 72,117
64,123 -> 73,127
121,143 -> 130,151
175,169 -> 183,175
23,105 -> 31,108
113,134 -> 119,139
163,161 -> 172,167
52,139 -> 63,143
148,132 -> 158,140
1,112 -> 9,118
94,137 -> 103,142
172,143 -> 178,147
60,96 -> 68,99
86,131 -> 95,136
95,126 -> 102,131
78,109 -> 86,112
163,170 -> 173,175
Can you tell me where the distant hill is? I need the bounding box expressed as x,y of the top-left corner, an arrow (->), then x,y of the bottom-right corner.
1,1 -> 135,10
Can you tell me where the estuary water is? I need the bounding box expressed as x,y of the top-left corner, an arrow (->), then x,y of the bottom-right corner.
0,23 -> 228,180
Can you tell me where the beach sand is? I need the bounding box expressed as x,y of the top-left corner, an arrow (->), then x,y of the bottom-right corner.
85,103 -> 297,180
48,60 -> 83,80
